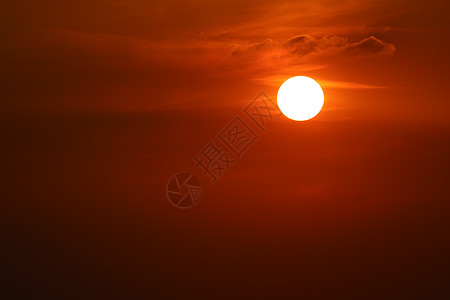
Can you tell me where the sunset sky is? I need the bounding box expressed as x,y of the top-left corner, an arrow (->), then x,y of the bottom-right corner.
3,0 -> 450,298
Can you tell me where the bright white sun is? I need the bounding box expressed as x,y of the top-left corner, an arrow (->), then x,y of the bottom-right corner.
277,76 -> 324,121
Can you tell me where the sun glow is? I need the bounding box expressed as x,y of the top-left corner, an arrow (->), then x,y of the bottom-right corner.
277,76 -> 324,121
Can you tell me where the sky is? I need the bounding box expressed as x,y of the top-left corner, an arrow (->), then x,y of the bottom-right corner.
3,0 -> 450,298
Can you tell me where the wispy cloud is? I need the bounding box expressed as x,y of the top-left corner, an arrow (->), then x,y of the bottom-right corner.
319,80 -> 389,89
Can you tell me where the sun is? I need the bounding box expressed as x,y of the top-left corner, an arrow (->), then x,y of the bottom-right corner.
277,76 -> 324,121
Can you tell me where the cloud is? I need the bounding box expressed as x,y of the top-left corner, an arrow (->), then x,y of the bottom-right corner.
230,34 -> 395,60
319,80 -> 389,89
227,34 -> 396,91
343,36 -> 396,56
254,75 -> 390,89
281,35 -> 348,56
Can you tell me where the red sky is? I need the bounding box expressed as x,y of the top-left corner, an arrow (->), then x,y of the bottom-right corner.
3,0 -> 450,298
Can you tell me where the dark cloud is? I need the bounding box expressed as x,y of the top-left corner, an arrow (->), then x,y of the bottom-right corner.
281,35 -> 348,56
230,34 -> 396,59
344,36 -> 396,56
281,35 -> 321,56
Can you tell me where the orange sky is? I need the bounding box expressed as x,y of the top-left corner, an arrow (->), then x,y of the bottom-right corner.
3,0 -> 450,298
